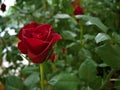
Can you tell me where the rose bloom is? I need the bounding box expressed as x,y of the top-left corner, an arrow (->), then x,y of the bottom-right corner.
1,3 -> 6,12
73,6 -> 84,15
18,22 -> 62,64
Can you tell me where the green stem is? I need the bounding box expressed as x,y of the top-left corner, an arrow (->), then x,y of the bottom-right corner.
79,21 -> 83,47
39,63 -> 44,90
52,63 -> 57,73
42,0 -> 46,11
99,69 -> 116,90
42,0 -> 46,23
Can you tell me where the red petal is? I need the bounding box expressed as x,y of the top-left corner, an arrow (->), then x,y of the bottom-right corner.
18,29 -> 23,40
18,22 -> 39,40
27,39 -> 53,64
25,38 -> 49,54
52,33 -> 62,44
23,22 -> 39,29
18,41 -> 27,54
27,49 -> 49,63
35,24 -> 53,33
74,6 -> 84,15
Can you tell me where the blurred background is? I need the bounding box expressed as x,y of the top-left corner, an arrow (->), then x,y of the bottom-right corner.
0,0 -> 120,90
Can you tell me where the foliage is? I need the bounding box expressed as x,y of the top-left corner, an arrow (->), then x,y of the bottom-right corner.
0,0 -> 120,90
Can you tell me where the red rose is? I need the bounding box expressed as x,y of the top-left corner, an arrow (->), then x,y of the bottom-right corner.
50,53 -> 57,62
18,22 -> 62,64
1,3 -> 6,12
73,6 -> 84,15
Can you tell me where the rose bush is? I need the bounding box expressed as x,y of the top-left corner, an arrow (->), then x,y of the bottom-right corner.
18,22 -> 62,64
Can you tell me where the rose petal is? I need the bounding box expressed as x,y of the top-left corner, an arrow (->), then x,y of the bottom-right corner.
25,38 -> 49,54
27,39 -> 53,63
18,22 -> 39,40
18,41 -> 27,54
74,6 -> 84,15
24,22 -> 39,29
23,28 -> 34,38
28,49 -> 49,63
52,33 -> 62,44
18,29 -> 23,40
34,24 -> 54,41
35,24 -> 53,33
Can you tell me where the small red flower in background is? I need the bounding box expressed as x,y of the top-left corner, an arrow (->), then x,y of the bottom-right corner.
18,22 -> 62,64
50,53 -> 57,62
62,48 -> 67,54
73,6 -> 84,15
71,0 -> 84,22
71,0 -> 84,15
1,3 -> 6,12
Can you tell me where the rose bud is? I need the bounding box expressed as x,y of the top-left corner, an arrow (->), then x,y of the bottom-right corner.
62,48 -> 67,54
18,22 -> 62,64
1,3 -> 6,12
73,6 -> 84,15
50,53 -> 57,63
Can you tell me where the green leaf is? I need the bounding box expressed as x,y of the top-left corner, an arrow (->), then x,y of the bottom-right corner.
24,72 -> 39,89
79,59 -> 97,83
81,86 -> 93,90
48,73 -> 79,90
15,55 -> 23,61
78,48 -> 92,60
112,32 -> 120,44
21,66 -> 39,75
95,33 -> 110,43
54,14 -> 71,19
84,34 -> 95,41
30,87 -> 40,90
62,31 -> 77,40
96,44 -> 120,69
98,63 -> 108,67
76,15 -> 108,32
5,76 -> 24,90
89,77 -> 102,90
